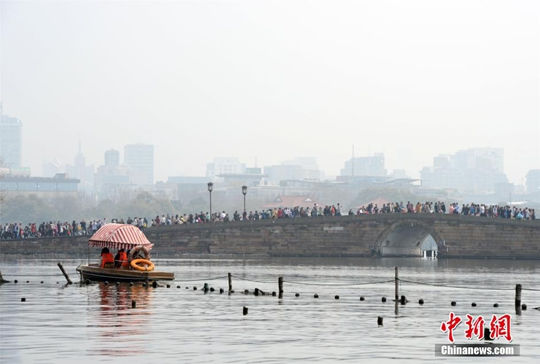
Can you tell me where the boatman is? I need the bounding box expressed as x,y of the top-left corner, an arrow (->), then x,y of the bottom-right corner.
100,247 -> 115,268
114,249 -> 129,268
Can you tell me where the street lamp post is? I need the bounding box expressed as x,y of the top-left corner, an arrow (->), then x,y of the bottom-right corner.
242,185 -> 248,215
207,182 -> 214,221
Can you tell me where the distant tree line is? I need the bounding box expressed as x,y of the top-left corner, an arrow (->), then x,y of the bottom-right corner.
0,187 -> 458,224
0,192 -> 179,224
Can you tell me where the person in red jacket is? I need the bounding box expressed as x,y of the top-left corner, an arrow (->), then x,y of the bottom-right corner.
100,247 -> 114,268
114,249 -> 129,268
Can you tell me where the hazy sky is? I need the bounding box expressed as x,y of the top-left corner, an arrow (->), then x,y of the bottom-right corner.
1,0 -> 539,184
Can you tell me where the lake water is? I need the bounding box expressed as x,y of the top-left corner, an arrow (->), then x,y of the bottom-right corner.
1,258 -> 539,363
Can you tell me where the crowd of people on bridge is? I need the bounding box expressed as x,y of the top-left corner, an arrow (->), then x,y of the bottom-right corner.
159,204 -> 345,225
353,201 -> 535,220
0,201 -> 535,241
0,219 -> 111,240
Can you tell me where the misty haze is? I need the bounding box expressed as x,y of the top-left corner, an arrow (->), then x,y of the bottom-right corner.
1,0 -> 539,224
1,1 -> 540,363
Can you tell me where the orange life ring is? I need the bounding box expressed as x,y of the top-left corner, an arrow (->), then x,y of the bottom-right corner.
130,258 -> 155,272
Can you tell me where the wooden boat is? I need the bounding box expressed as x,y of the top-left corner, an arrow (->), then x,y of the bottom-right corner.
76,223 -> 174,282
77,264 -> 174,282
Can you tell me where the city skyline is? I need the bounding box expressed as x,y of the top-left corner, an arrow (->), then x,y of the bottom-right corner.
3,113 -> 538,185
1,0 -> 538,185
0,108 -> 537,191
1,134 -> 539,187
31,144 -> 540,186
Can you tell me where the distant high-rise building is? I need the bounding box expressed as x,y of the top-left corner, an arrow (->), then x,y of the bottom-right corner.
66,144 -> 95,193
104,149 -> 120,168
124,144 -> 154,185
206,157 -> 246,178
526,170 -> 540,194
281,157 -> 322,180
453,148 -> 504,173
340,153 -> 386,177
420,148 -> 507,194
94,149 -> 130,199
0,111 -> 22,169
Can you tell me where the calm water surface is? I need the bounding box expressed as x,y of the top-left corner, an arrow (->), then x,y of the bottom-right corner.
1,258 -> 539,363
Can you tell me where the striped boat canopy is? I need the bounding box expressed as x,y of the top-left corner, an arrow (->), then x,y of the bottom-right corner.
88,224 -> 153,250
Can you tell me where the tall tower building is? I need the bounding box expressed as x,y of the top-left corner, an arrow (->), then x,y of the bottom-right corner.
66,143 -> 95,193
104,149 -> 120,168
94,148 -> 130,199
124,144 -> 154,185
0,112 -> 22,169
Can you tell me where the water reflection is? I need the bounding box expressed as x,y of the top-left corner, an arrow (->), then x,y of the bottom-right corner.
94,282 -> 153,357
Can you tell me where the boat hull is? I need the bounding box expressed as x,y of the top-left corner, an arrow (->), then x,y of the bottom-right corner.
76,264 -> 174,282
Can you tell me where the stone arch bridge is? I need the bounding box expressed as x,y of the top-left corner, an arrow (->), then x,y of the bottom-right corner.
2,214 -> 540,259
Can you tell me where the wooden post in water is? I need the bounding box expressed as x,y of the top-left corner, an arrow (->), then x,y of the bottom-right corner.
57,263 -> 73,284
515,284 -> 522,315
278,276 -> 283,299
228,272 -> 232,293
394,266 -> 399,315
0,271 -> 10,284
394,267 -> 399,302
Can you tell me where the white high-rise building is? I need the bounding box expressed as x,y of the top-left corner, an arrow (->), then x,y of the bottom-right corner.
453,148 -> 504,173
104,149 -> 120,168
420,148 -> 507,194
0,111 -> 22,169
206,157 -> 246,178
124,144 -> 154,186
526,170 -> 540,194
340,153 -> 387,177
94,149 -> 130,200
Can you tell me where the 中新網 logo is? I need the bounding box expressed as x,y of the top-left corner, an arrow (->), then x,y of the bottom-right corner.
440,312 -> 512,342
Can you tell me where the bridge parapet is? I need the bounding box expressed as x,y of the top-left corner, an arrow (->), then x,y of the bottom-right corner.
1,214 -> 539,259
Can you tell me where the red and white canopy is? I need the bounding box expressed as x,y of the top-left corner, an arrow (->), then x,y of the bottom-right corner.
88,223 -> 153,251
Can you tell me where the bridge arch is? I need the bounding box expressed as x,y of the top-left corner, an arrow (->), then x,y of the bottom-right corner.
373,219 -> 445,257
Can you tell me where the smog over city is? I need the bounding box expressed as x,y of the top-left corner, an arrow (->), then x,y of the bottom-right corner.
1,0 -> 539,222
1,0 -> 538,176
1,1 -> 540,363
